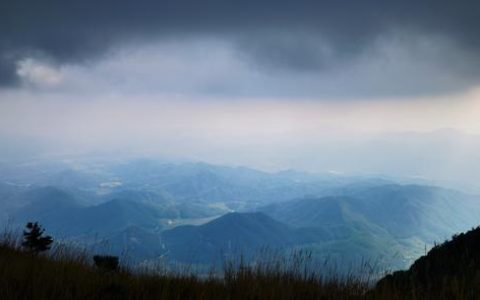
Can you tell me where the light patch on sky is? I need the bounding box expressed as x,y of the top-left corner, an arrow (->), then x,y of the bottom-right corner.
1,87 -> 480,154
16,58 -> 64,88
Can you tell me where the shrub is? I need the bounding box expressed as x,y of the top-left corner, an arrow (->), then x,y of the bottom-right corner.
93,255 -> 119,272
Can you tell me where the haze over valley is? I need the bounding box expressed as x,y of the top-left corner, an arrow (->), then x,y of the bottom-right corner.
2,157 -> 480,273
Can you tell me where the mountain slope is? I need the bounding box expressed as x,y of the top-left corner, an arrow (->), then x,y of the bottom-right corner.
341,184 -> 480,240
110,160 -> 366,210
13,191 -> 164,237
261,184 -> 480,240
374,226 -> 480,299
95,225 -> 164,260
162,212 -> 328,264
258,184 -> 480,268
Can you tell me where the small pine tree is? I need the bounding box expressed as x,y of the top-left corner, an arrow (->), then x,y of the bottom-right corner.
22,222 -> 53,254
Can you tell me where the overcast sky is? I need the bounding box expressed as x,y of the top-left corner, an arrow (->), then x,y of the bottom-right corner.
1,1 -> 480,185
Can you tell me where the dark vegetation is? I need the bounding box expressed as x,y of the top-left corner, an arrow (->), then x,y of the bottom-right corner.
21,222 -> 53,254
93,255 -> 120,272
2,222 -> 480,299
373,226 -> 480,299
0,227 -> 367,300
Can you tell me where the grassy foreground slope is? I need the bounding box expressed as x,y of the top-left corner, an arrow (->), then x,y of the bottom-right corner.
3,225 -> 480,300
0,241 -> 367,300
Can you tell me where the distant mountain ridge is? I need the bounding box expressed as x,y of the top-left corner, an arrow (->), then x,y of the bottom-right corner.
13,188 -> 163,237
162,212 -> 329,263
3,160 -> 480,270
260,184 -> 480,240
257,184 -> 480,269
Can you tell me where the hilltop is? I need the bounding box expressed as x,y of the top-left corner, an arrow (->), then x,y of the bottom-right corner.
373,226 -> 480,299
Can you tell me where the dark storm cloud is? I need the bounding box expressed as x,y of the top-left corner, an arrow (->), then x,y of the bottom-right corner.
0,58 -> 17,85
1,0 -> 479,91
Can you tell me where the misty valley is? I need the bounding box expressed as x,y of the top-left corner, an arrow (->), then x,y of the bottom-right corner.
2,158 -> 480,274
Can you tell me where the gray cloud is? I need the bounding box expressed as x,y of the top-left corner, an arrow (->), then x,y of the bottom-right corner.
0,58 -> 17,85
1,0 -> 480,95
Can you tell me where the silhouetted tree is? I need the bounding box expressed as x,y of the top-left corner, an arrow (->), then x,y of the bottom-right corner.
22,222 -> 53,254
93,255 -> 119,272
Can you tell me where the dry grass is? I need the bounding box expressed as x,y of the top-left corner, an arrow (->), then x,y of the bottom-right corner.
2,229 -> 478,300
0,232 -> 369,300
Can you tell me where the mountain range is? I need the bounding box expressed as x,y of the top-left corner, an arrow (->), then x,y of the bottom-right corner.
2,159 -> 480,271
